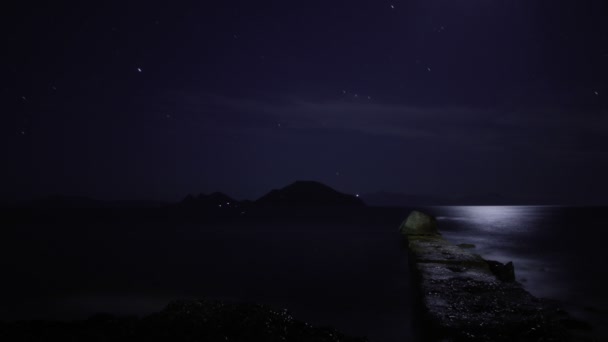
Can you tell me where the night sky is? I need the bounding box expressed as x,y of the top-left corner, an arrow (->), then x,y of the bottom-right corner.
2,1 -> 608,203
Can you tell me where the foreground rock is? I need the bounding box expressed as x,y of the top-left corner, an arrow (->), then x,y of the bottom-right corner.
0,299 -> 367,342
399,210 -> 438,236
402,211 -> 591,342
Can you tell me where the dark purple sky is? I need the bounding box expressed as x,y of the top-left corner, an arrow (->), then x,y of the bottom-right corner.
2,1 -> 608,203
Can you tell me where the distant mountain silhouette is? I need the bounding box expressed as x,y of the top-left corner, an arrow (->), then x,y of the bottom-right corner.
180,192 -> 240,209
361,191 -> 527,206
5,182 -> 364,212
13,196 -> 167,209
256,181 -> 364,207
361,192 -> 446,207
4,184 -> 566,211
19,196 -> 106,209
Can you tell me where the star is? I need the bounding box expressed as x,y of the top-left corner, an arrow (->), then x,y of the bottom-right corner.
355,194 -> 360,198
21,96 -> 27,101
390,4 -> 395,9
594,91 -> 599,96
137,67 -> 142,73
336,171 -> 340,176
427,67 -> 432,72
20,131 -> 26,135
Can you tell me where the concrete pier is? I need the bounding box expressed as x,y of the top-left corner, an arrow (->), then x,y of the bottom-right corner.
402,210 -> 587,341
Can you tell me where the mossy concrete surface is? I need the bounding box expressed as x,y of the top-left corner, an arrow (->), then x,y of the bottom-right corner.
403,211 -> 591,342
399,210 -> 438,236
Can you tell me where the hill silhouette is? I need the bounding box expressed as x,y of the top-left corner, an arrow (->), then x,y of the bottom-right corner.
4,182 -> 365,212
361,192 -> 445,207
181,192 -> 237,209
255,181 -> 365,207
22,196 -> 105,208
14,196 -> 167,209
361,191 -> 530,206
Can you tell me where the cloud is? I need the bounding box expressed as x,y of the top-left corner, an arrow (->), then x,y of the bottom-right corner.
169,91 -> 608,155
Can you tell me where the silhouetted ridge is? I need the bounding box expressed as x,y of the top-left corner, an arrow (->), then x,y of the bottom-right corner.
362,191 -> 528,206
256,181 -> 364,207
21,196 -> 106,208
180,192 -> 240,209
11,196 -> 167,209
361,192 -> 445,207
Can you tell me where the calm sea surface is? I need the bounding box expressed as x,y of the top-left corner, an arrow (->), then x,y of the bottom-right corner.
0,216 -> 415,342
423,205 -> 608,339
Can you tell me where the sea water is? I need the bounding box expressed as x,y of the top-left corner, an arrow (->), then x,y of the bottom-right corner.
0,218 -> 415,342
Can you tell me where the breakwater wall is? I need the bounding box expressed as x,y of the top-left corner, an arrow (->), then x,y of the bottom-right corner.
402,210 -> 588,342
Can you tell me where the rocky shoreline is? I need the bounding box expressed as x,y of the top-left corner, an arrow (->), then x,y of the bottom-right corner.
402,210 -> 593,341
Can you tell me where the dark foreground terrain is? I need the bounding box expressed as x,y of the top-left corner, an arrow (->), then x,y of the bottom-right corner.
0,299 -> 367,342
